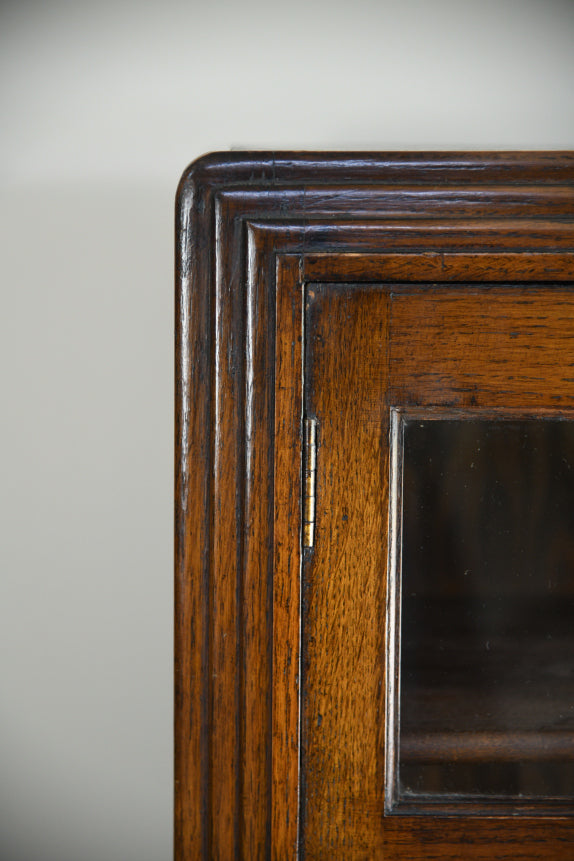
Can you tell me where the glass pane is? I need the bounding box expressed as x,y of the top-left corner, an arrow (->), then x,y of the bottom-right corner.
399,418 -> 574,804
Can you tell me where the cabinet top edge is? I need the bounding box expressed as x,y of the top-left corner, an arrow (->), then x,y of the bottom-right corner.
177,150 -> 574,202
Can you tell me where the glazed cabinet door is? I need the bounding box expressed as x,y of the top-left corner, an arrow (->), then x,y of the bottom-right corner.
300,282 -> 574,857
175,151 -> 574,859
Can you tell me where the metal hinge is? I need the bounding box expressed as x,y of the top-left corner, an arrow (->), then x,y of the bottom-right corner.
303,417 -> 317,549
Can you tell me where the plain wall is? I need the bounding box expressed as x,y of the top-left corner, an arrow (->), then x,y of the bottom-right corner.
1,0 -> 574,858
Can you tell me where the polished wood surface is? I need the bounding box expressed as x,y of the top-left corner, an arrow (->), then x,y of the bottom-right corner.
391,289 -> 574,409
302,285 -> 388,855
175,152 -> 574,858
272,255 -> 303,857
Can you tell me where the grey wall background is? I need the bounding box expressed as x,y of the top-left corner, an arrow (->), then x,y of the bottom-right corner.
1,1 -> 573,859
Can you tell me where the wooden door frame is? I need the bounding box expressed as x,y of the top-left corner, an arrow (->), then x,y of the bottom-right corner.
175,152 -> 574,859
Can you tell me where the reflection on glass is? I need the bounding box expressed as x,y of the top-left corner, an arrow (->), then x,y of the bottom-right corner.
399,419 -> 574,803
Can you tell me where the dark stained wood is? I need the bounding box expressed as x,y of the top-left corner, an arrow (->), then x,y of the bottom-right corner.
272,255 -> 304,857
302,285 -> 389,856
381,819 -> 574,860
302,286 -> 574,855
239,222 -> 275,856
390,289 -> 574,409
210,182 -> 243,854
175,165 -> 213,861
175,152 -> 574,859
304,252 -> 574,283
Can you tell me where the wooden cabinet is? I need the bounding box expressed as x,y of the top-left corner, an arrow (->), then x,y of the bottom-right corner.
175,152 -> 574,859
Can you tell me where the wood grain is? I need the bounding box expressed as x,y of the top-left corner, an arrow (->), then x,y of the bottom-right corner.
210,186 -> 244,855
240,222 -> 275,856
390,289 -> 574,409
303,284 -> 574,857
304,252 -> 574,283
272,255 -> 304,858
381,818 -> 574,860
175,152 -> 574,859
175,163 -> 213,860
302,285 -> 389,857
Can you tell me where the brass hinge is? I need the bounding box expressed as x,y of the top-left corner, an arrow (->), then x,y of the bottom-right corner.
303,417 -> 317,549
